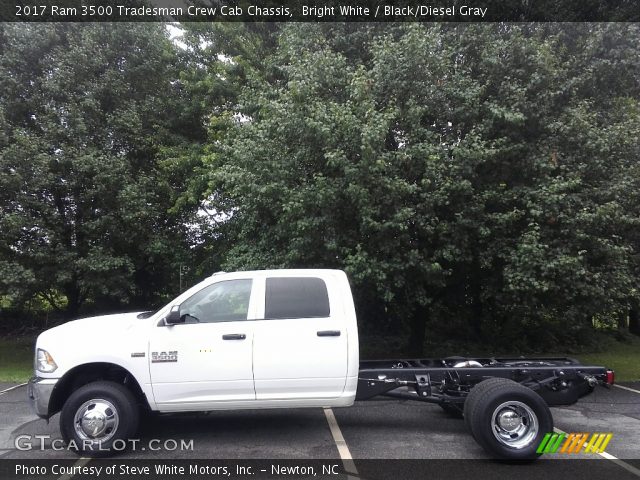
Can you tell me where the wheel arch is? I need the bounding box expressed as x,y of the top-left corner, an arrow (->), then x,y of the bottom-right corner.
47,362 -> 149,419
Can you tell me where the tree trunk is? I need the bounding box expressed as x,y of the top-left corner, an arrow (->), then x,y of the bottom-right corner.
470,296 -> 484,341
630,308 -> 640,336
64,285 -> 81,319
617,310 -> 628,332
408,304 -> 428,357
469,266 -> 484,342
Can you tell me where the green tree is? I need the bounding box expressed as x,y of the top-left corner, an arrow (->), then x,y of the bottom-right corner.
199,23 -> 640,353
0,23 -> 197,317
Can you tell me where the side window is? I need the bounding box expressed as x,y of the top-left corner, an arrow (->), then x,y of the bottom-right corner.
265,277 -> 330,320
179,279 -> 252,323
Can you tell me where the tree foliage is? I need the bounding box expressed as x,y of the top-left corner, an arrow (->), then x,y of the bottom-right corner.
1,23 -> 638,352
0,23 -> 199,316
199,23 -> 640,352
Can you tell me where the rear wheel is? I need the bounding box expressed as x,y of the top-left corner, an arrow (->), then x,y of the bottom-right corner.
464,378 -> 552,460
463,378 -> 509,438
60,381 -> 139,457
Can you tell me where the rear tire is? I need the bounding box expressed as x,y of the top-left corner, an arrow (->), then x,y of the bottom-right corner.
60,381 -> 139,457
463,378 -> 509,438
464,378 -> 552,460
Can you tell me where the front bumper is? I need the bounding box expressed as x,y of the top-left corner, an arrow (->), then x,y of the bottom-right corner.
27,376 -> 58,419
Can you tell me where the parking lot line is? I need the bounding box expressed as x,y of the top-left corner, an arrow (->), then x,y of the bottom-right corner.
554,427 -> 640,477
56,457 -> 90,480
614,384 -> 640,395
323,408 -> 359,478
599,452 -> 640,478
0,383 -> 27,396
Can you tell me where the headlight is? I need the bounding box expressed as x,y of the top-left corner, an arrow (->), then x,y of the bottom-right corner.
36,348 -> 58,373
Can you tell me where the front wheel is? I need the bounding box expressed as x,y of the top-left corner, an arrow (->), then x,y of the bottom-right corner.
464,378 -> 552,460
60,381 -> 139,457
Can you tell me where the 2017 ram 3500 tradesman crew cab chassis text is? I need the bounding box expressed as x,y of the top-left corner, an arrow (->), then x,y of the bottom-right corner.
28,269 -> 614,460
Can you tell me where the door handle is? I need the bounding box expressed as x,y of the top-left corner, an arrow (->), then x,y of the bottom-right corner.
222,334 -> 246,340
317,330 -> 341,337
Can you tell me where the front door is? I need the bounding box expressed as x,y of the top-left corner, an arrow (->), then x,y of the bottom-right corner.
149,278 -> 256,409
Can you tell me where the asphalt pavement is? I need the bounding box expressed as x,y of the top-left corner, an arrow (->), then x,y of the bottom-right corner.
1,381 -> 639,480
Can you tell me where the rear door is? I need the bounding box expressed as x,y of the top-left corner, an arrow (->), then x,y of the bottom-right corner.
252,273 -> 348,400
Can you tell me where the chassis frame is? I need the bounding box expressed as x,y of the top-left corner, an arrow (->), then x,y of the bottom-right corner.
356,356 -> 613,408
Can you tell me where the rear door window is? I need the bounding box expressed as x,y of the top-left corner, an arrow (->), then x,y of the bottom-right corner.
265,277 -> 330,319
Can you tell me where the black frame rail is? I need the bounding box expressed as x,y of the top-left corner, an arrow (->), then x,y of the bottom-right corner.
356,356 -> 612,406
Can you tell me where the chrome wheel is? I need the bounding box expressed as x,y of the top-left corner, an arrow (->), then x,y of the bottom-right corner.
73,398 -> 119,443
490,401 -> 539,449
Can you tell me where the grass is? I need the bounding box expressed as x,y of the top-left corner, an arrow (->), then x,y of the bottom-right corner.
0,338 -> 34,383
576,335 -> 640,382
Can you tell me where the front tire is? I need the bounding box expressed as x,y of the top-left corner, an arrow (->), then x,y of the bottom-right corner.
464,378 -> 552,460
60,381 -> 139,457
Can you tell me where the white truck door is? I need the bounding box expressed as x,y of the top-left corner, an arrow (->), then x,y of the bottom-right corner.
149,278 -> 257,408
252,274 -> 348,400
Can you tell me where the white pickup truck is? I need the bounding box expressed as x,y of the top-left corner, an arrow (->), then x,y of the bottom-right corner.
28,269 -> 613,460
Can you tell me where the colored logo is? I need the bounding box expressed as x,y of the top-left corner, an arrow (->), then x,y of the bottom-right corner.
537,432 -> 613,454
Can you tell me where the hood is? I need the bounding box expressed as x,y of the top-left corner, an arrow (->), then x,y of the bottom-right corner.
38,311 -> 145,343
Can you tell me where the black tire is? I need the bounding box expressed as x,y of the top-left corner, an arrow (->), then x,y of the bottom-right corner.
60,381 -> 140,457
439,403 -> 464,418
464,378 -> 552,460
463,378 -> 510,438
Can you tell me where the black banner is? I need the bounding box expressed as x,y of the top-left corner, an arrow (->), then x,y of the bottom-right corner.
2,459 -> 640,480
2,0 -> 640,22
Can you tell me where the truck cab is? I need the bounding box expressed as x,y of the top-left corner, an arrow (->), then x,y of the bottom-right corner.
29,269 -> 359,453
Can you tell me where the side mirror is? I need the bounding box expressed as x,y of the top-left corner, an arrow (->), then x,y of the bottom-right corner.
165,305 -> 183,325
